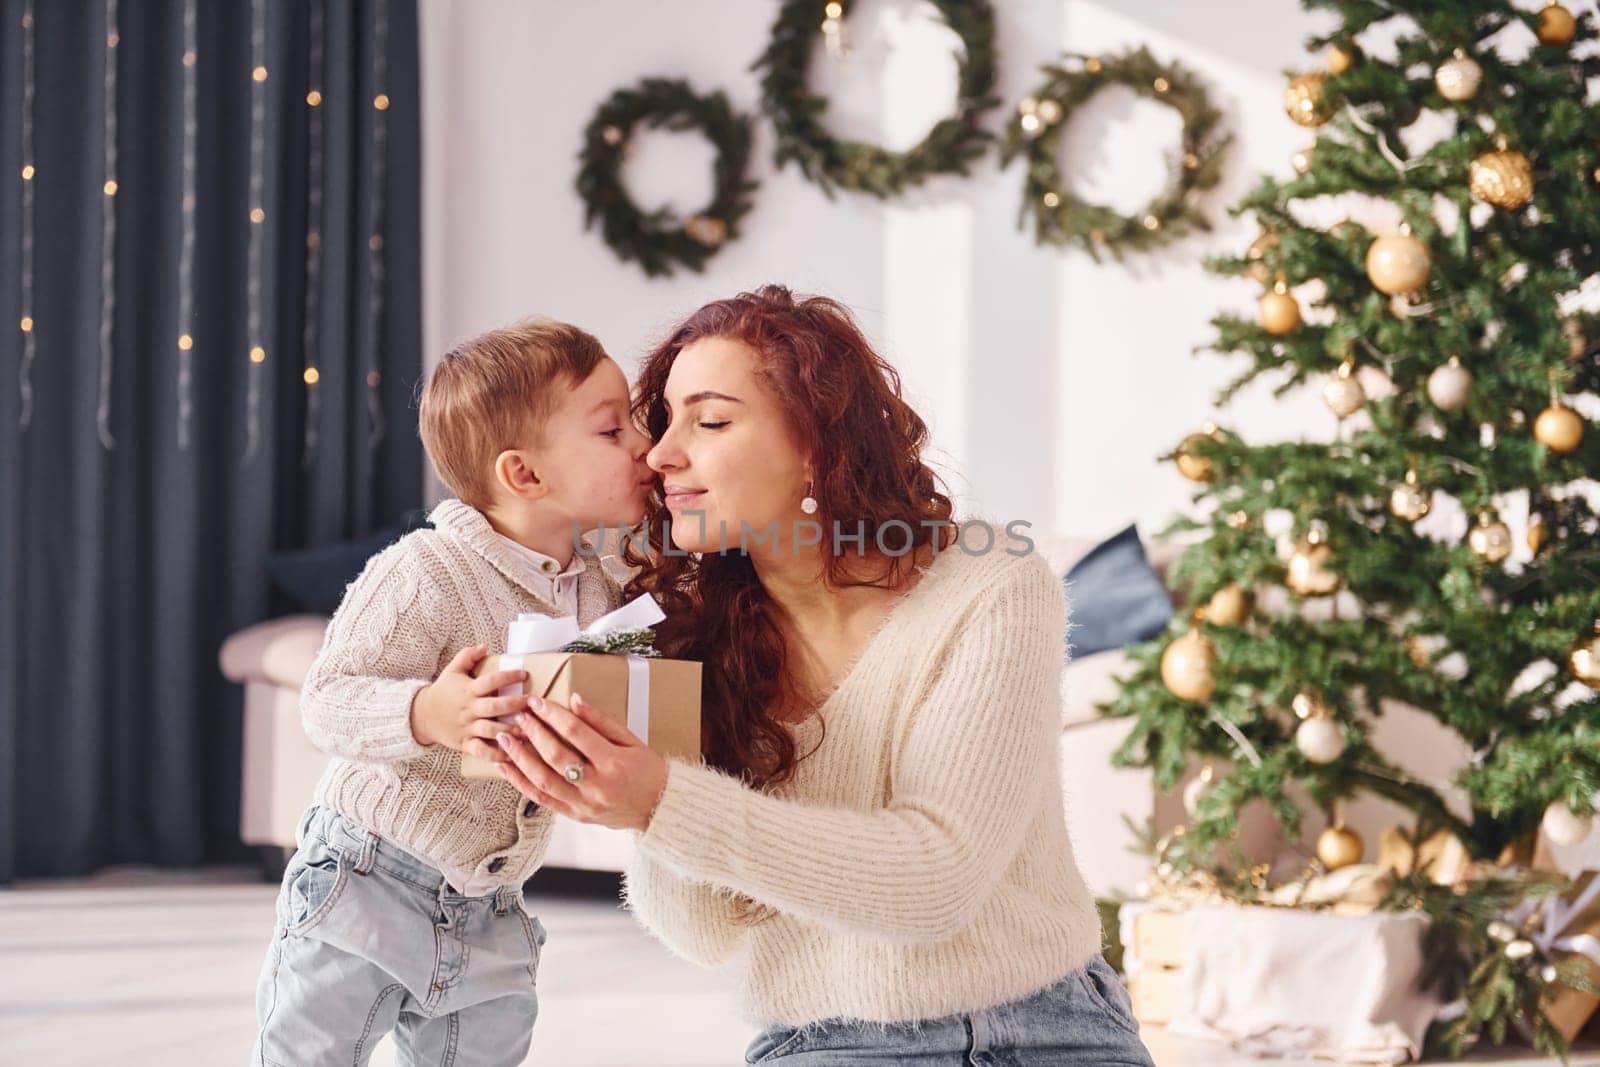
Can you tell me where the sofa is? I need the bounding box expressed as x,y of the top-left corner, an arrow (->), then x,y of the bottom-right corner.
220,534 -> 1196,892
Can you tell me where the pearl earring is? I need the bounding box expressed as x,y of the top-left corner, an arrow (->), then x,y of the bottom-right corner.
800,481 -> 818,515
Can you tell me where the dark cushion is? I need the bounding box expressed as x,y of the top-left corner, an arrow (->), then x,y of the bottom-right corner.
1062,524 -> 1173,658
266,510 -> 431,616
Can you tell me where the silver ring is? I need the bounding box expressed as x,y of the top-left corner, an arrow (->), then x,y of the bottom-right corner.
563,763 -> 585,784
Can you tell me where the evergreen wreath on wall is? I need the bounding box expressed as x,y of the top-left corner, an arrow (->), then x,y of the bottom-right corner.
576,77 -> 758,277
999,47 -> 1231,260
753,0 -> 1000,198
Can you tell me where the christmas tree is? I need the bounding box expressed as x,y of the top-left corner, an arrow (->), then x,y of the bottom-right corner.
1101,0 -> 1600,1056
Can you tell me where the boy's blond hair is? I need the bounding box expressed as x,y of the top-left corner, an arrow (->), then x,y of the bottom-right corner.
419,317 -> 607,509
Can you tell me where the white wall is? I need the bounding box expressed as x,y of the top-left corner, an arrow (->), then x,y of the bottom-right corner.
419,0 -> 1348,537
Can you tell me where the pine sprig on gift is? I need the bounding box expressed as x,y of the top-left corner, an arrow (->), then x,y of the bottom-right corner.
561,629 -> 661,658
1396,869 -> 1594,1064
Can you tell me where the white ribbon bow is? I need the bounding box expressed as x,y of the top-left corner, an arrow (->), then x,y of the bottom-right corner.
498,594 -> 666,742
1535,874 -> 1600,969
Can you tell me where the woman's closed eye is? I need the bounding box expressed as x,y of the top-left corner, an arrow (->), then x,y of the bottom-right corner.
698,421 -> 730,430
601,427 -> 625,438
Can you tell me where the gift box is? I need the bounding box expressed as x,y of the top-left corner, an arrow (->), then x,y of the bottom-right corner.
460,596 -> 702,779
1120,900 -> 1440,1062
1532,870 -> 1600,1043
1120,903 -> 1186,1026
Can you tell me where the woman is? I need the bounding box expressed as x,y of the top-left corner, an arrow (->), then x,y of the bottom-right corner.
494,285 -> 1155,1065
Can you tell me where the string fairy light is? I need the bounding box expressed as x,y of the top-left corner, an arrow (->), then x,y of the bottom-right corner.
17,0 -> 37,432
301,0 -> 326,465
364,0 -> 392,454
176,0 -> 197,448
96,0 -> 120,450
242,0 -> 267,463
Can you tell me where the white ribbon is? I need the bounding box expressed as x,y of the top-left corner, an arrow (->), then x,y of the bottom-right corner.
495,594 -> 666,740
1536,873 -> 1600,969
581,593 -> 667,640
626,655 -> 650,744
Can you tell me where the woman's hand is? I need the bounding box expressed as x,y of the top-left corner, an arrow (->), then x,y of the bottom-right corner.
494,692 -> 670,833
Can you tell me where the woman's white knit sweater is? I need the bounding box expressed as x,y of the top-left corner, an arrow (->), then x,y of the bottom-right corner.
621,533 -> 1102,1026
299,499 -> 622,897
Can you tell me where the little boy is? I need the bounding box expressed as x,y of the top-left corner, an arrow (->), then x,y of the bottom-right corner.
252,318 -> 654,1066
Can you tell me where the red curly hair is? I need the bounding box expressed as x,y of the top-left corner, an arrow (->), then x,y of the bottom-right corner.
625,285 -> 955,795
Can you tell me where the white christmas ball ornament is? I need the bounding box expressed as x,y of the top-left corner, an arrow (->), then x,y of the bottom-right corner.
1427,357 -> 1473,412
1542,800 -> 1594,846
1296,717 -> 1347,764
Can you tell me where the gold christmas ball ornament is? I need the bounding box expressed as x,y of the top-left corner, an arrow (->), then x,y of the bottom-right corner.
1470,149 -> 1535,210
1205,583 -> 1252,627
1390,467 -> 1432,522
1468,510 -> 1513,564
1260,279 -> 1301,336
1534,401 -> 1584,453
1175,423 -> 1224,483
1246,229 -> 1278,283
1326,44 -> 1355,74
1366,226 -> 1431,295
1537,1 -> 1577,47
1322,360 -> 1367,420
1317,822 -> 1366,870
1287,530 -> 1340,596
1541,800 -> 1593,846
1434,49 -> 1483,102
1427,356 -> 1473,412
1284,71 -> 1330,128
1161,627 -> 1218,703
1571,621 -> 1600,688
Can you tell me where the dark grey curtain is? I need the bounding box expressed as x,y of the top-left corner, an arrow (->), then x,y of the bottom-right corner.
0,0 -> 423,882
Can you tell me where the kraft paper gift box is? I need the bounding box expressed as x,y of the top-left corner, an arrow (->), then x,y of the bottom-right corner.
460,595 -> 702,779
1529,870 -> 1600,1043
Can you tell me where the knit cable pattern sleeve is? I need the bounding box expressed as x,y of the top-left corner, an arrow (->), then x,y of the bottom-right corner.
299,538 -> 449,763
621,844 -> 747,968
635,555 -> 1065,944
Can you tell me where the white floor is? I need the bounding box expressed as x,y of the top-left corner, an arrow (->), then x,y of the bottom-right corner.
2,868 -> 1597,1067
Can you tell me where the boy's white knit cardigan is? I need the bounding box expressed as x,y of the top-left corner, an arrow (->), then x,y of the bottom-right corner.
299,498 -> 623,896
622,527 -> 1103,1027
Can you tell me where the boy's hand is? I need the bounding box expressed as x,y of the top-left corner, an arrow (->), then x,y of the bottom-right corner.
409,645 -> 529,761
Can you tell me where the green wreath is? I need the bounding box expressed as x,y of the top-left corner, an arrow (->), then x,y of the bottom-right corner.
753,0 -> 999,198
576,78 -> 758,278
999,47 -> 1230,260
